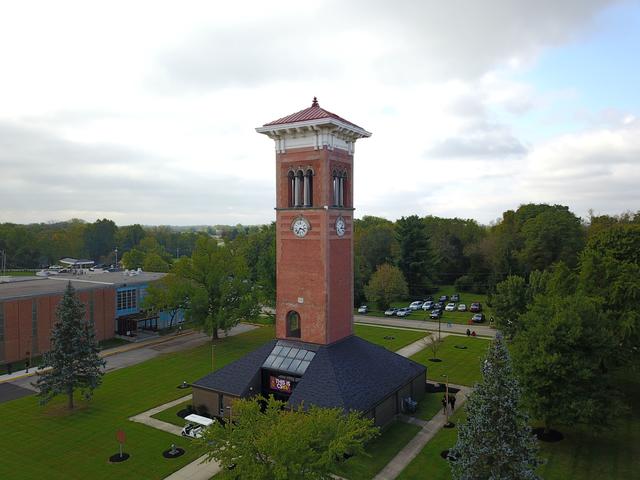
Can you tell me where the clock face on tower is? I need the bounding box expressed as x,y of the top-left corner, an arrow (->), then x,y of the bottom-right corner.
292,217 -> 310,237
336,216 -> 346,237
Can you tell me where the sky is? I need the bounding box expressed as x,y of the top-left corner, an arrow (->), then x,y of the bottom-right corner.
1,0 -> 639,226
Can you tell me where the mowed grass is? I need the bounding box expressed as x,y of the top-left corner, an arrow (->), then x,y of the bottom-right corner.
414,392 -> 444,421
411,336 -> 491,386
399,368 -> 640,480
0,326 -> 275,480
397,409 -> 466,480
151,400 -> 192,427
354,324 -> 429,352
335,421 -> 421,479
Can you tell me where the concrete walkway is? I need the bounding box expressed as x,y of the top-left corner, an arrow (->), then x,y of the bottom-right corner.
374,386 -> 472,480
164,454 -> 221,480
355,314 -> 496,338
129,394 -> 192,435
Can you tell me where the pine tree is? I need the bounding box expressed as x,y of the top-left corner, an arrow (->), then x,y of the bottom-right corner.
36,283 -> 106,409
449,333 -> 540,480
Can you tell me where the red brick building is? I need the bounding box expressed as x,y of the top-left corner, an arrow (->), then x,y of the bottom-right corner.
0,271 -> 165,368
192,99 -> 426,427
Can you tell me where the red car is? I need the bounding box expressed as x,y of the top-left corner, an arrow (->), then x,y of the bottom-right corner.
469,302 -> 482,312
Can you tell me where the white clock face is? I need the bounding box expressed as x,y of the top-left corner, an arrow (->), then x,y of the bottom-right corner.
292,218 -> 310,237
336,217 -> 346,237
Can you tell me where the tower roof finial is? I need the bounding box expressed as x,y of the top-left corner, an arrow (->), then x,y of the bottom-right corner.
312,97 -> 319,107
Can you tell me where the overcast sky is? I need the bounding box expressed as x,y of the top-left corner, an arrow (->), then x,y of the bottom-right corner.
1,0 -> 639,226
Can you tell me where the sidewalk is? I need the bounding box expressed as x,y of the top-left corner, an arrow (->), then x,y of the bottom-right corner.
0,330 -> 197,385
374,386 -> 472,480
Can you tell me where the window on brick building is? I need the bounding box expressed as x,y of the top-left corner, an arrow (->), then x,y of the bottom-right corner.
286,311 -> 301,338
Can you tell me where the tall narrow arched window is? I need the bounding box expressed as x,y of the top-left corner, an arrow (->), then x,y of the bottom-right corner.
295,170 -> 304,207
286,311 -> 301,338
288,171 -> 295,207
304,169 -> 313,207
339,172 -> 345,207
332,170 -> 339,206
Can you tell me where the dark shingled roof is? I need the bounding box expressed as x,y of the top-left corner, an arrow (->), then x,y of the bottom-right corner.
191,340 -> 276,396
288,335 -> 425,412
191,335 -> 425,413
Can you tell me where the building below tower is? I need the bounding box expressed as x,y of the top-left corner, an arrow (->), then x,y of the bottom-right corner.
191,335 -> 426,427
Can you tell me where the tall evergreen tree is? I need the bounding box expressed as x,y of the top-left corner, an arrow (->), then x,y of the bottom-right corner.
396,215 -> 435,295
449,334 -> 540,480
36,283 -> 106,409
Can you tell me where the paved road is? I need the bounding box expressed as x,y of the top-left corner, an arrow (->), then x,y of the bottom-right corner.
0,324 -> 257,404
354,314 -> 496,337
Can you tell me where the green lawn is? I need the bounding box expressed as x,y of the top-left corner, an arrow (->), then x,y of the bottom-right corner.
335,421 -> 421,479
151,400 -> 193,427
397,410 -> 466,480
414,392 -> 443,421
354,324 -> 429,352
0,326 -> 275,480
411,336 -> 491,387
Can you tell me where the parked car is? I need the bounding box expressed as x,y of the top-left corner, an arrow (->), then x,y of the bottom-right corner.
445,302 -> 456,312
409,301 -> 424,310
472,313 -> 485,323
384,308 -> 398,316
357,305 -> 368,314
451,293 -> 460,302
396,307 -> 412,317
430,309 -> 442,319
438,295 -> 449,302
437,301 -> 446,310
422,301 -> 434,311
457,303 -> 467,312
470,302 -> 482,312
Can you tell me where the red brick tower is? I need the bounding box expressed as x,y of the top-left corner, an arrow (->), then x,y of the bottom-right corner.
257,98 -> 371,345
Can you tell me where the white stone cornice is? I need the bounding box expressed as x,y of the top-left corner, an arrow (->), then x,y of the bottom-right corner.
256,117 -> 371,153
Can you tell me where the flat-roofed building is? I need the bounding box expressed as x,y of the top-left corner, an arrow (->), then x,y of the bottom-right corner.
0,270 -> 175,367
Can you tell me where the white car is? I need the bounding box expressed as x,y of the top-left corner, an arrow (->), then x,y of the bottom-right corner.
396,307 -> 412,317
422,301 -> 434,311
457,303 -> 467,312
181,414 -> 214,438
409,301 -> 424,310
357,305 -> 368,314
445,302 -> 456,312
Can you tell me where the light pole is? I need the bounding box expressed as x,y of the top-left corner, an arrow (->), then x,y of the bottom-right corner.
114,248 -> 118,269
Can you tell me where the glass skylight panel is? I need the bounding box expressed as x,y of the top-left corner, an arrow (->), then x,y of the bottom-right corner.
303,351 -> 315,361
289,359 -> 302,372
286,348 -> 298,358
263,355 -> 276,368
271,356 -> 285,369
280,357 -> 294,370
272,345 -> 283,355
297,360 -> 311,374
280,347 -> 291,357
295,349 -> 307,359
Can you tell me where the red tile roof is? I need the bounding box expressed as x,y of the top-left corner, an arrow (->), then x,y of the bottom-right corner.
263,97 -> 365,131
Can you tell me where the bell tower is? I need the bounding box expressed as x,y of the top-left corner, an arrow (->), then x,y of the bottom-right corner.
257,98 -> 371,345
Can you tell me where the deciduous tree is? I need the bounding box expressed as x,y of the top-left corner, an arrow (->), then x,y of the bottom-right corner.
364,263 -> 408,310
201,396 -> 378,480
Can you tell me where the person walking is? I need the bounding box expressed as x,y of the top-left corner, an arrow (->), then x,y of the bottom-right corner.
449,394 -> 457,411
441,395 -> 448,415
466,328 -> 471,337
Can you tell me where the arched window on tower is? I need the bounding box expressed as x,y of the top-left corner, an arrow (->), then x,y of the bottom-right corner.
286,311 -> 301,338
294,170 -> 304,207
339,171 -> 346,207
332,170 -> 339,207
287,171 -> 295,207
304,169 -> 313,207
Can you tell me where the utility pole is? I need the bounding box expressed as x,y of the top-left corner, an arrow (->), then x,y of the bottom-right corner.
114,248 -> 118,269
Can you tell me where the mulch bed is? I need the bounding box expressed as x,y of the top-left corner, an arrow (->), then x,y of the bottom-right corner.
109,453 -> 130,463
177,408 -> 193,419
428,358 -> 443,362
163,447 -> 185,459
533,427 -> 564,442
426,382 -> 461,394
